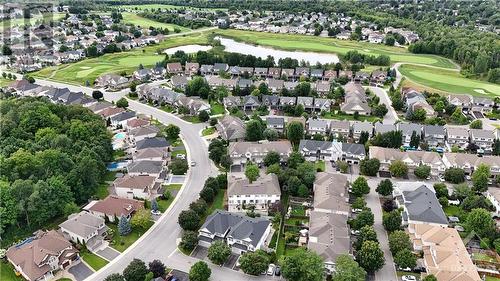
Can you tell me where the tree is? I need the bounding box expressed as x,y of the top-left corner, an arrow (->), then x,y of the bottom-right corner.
389,160 -> 408,177
359,159 -> 380,176
394,248 -> 416,269
165,124 -> 180,140
352,197 -> 367,210
189,261 -> 211,281
263,151 -> 281,167
287,151 -> 305,169
470,119 -> 482,129
351,177 -> 370,197
433,183 -> 449,198
414,165 -> 431,179
444,168 -> 465,184
356,225 -> 378,250
245,163 -> 260,183
239,250 -> 269,275
198,110 -> 210,122
199,186 -> 215,203
263,128 -> 279,141
352,209 -> 374,230
148,260 -> 165,278
286,121 -> 304,145
245,119 -> 264,141
423,275 -> 438,281
92,90 -> 103,100
460,195 -> 493,211
408,108 -> 426,122
130,209 -> 151,230
116,97 -> 128,108
104,274 -> 125,281
376,179 -> 393,196
332,254 -> 367,281
178,209 -> 200,231
472,164 -> 490,192
189,199 -> 208,216
453,183 -> 473,201
180,230 -> 198,252
382,210 -> 402,232
409,131 -> 420,148
123,259 -> 148,281
207,240 -> 231,265
358,131 -> 369,144
266,163 -> 281,175
356,241 -> 385,273
118,215 -> 131,236
389,230 -> 412,255
282,248 -> 324,281
466,208 -> 495,238
169,158 -> 188,175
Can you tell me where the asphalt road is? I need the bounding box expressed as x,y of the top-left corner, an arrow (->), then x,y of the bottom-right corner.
369,86 -> 399,124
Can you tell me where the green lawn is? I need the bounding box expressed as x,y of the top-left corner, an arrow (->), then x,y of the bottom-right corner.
214,29 -> 457,69
486,276 -> 500,281
171,149 -> 187,157
399,64 -> 500,98
108,221 -> 154,252
321,111 -> 380,122
181,116 -> 202,123
290,205 -> 306,216
119,4 -> 227,11
121,12 -> 191,33
0,261 -> 23,281
207,189 -> 226,215
157,184 -> 182,212
210,102 -> 225,115
472,252 -> 496,263
315,160 -> 326,172
81,250 -> 108,271
33,32 -> 209,85
443,205 -> 462,217
0,78 -> 15,87
202,127 -> 216,136
96,171 -> 117,199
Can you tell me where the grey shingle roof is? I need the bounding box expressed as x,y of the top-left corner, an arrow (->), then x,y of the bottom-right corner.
424,125 -> 445,136
398,123 -> 423,136
299,140 -> 332,151
266,117 -> 284,126
127,160 -> 164,174
342,143 -> 365,156
111,111 -> 136,122
402,185 -> 448,225
136,137 -> 170,150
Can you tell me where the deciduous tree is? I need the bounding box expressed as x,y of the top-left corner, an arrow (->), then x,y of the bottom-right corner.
376,179 -> 393,196
207,240 -> 231,265
356,241 -> 385,273
123,259 -> 148,281
282,248 -> 324,281
239,250 -> 269,275
189,261 -> 211,281
332,254 -> 366,281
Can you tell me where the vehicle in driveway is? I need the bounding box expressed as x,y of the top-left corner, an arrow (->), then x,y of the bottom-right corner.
274,266 -> 281,276
401,275 -> 417,281
151,209 -> 161,216
267,264 -> 276,275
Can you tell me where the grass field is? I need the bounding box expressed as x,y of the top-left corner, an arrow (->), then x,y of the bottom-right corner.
213,29 -> 457,69
81,250 -> 108,271
33,31 -> 210,85
118,4 -> 226,11
108,220 -> 154,252
400,64 -> 500,97
0,261 -> 23,281
121,12 -> 191,33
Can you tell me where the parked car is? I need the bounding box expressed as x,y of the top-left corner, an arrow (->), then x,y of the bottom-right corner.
351,230 -> 360,235
352,208 -> 362,213
151,209 -> 161,216
401,276 -> 416,281
455,225 -> 465,232
190,161 -> 196,167
267,264 -> 276,275
274,266 -> 281,276
398,267 -> 412,272
176,154 -> 186,160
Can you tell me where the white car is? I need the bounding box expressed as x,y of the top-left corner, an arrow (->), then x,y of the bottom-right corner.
176,154 -> 186,160
402,275 -> 416,281
267,264 -> 276,275
352,208 -> 362,213
190,161 -> 196,167
466,175 -> 471,180
351,230 -> 360,235
150,210 -> 161,216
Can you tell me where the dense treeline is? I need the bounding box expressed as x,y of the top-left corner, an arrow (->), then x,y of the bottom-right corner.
138,11 -> 211,29
0,98 -> 112,239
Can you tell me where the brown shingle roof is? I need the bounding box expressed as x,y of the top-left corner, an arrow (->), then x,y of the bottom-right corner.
87,195 -> 144,217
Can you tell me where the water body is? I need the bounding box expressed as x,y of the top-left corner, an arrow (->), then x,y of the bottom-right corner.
163,44 -> 212,55
215,37 -> 339,64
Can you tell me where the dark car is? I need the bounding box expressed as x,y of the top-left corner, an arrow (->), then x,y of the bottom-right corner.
274,266 -> 281,276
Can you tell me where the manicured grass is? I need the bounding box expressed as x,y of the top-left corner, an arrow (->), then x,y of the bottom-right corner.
160,104 -> 175,113
121,12 -> 191,33
0,261 -> 23,281
472,252 -> 496,263
214,29 -> 457,69
33,32 -> 209,85
113,149 -> 126,160
181,115 -> 202,123
157,185 -> 182,212
399,64 -> 500,98
290,205 -> 306,216
81,250 -> 108,271
207,189 -> 226,215
171,149 -> 187,157
57,279 -> 73,281
108,221 -> 154,252
486,276 -> 500,281
443,205 -> 462,217
119,4 -> 226,11
96,171 -> 117,199
285,217 -> 308,226
321,111 -> 380,122
210,102 -> 225,115
0,78 -> 15,87
202,127 -> 216,136
315,160 -> 326,172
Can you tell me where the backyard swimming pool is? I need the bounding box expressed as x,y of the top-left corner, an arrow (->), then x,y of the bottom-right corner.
113,132 -> 126,140
107,161 -> 129,171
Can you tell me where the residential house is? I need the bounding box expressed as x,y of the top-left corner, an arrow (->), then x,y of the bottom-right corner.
84,195 -> 144,222
262,95 -> 280,109
374,122 -> 396,135
95,74 -> 129,90
113,175 -> 161,200
323,69 -> 337,81
340,143 -> 366,164
281,68 -> 295,79
310,69 -> 324,79
152,66 -> 166,79
8,79 -> 40,96
370,146 -> 446,176
59,211 -> 109,251
6,230 -> 79,281
135,137 -> 170,152
447,94 -> 472,111
266,117 -> 285,133
99,107 -> 125,119
393,183 -> 448,226
166,62 -> 183,74
315,81 -> 331,96
216,115 -> 246,142
254,67 -> 268,77
486,188 -> 500,217
129,125 -> 160,144
127,160 -> 165,179
446,127 -> 469,150
341,82 -> 371,115
284,81 -> 298,92
171,75 -> 188,90
354,71 -> 370,83
227,173 -> 281,214
198,210 -> 272,254
267,78 -> 284,93
175,96 -> 210,115
370,70 -> 386,85
238,78 -> 253,89
330,120 -> 350,139
351,121 -> 373,141
133,68 -> 152,81
297,96 -> 315,111
228,141 -> 293,166
213,63 -> 229,73
299,140 -> 334,161
295,67 -> 310,79
268,67 -> 281,79
134,147 -> 169,162
279,96 -> 296,108
312,173 -> 350,215
407,224 -> 481,281
403,88 -> 435,117
200,64 -> 214,75
472,97 -> 494,113
313,98 -> 331,112
242,95 -> 261,111
110,111 -> 136,128
443,153 -> 500,179
223,96 -> 242,109
185,62 -> 200,76
423,125 -> 446,148
307,119 -> 329,135
87,101 -> 113,114
470,129 -> 496,153
398,123 -> 423,147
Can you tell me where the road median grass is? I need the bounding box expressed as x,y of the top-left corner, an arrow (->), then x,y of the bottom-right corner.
399,64 -> 500,97
213,29 -> 456,69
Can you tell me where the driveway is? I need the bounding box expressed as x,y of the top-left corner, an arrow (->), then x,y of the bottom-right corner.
95,246 -> 120,261
191,245 -> 209,260
69,261 -> 94,281
369,86 -> 399,125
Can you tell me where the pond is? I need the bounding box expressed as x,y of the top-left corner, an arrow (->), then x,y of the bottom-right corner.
215,37 -> 339,64
163,44 -> 212,55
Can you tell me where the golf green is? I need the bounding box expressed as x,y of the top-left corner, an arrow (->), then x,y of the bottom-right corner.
399,64 -> 500,97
